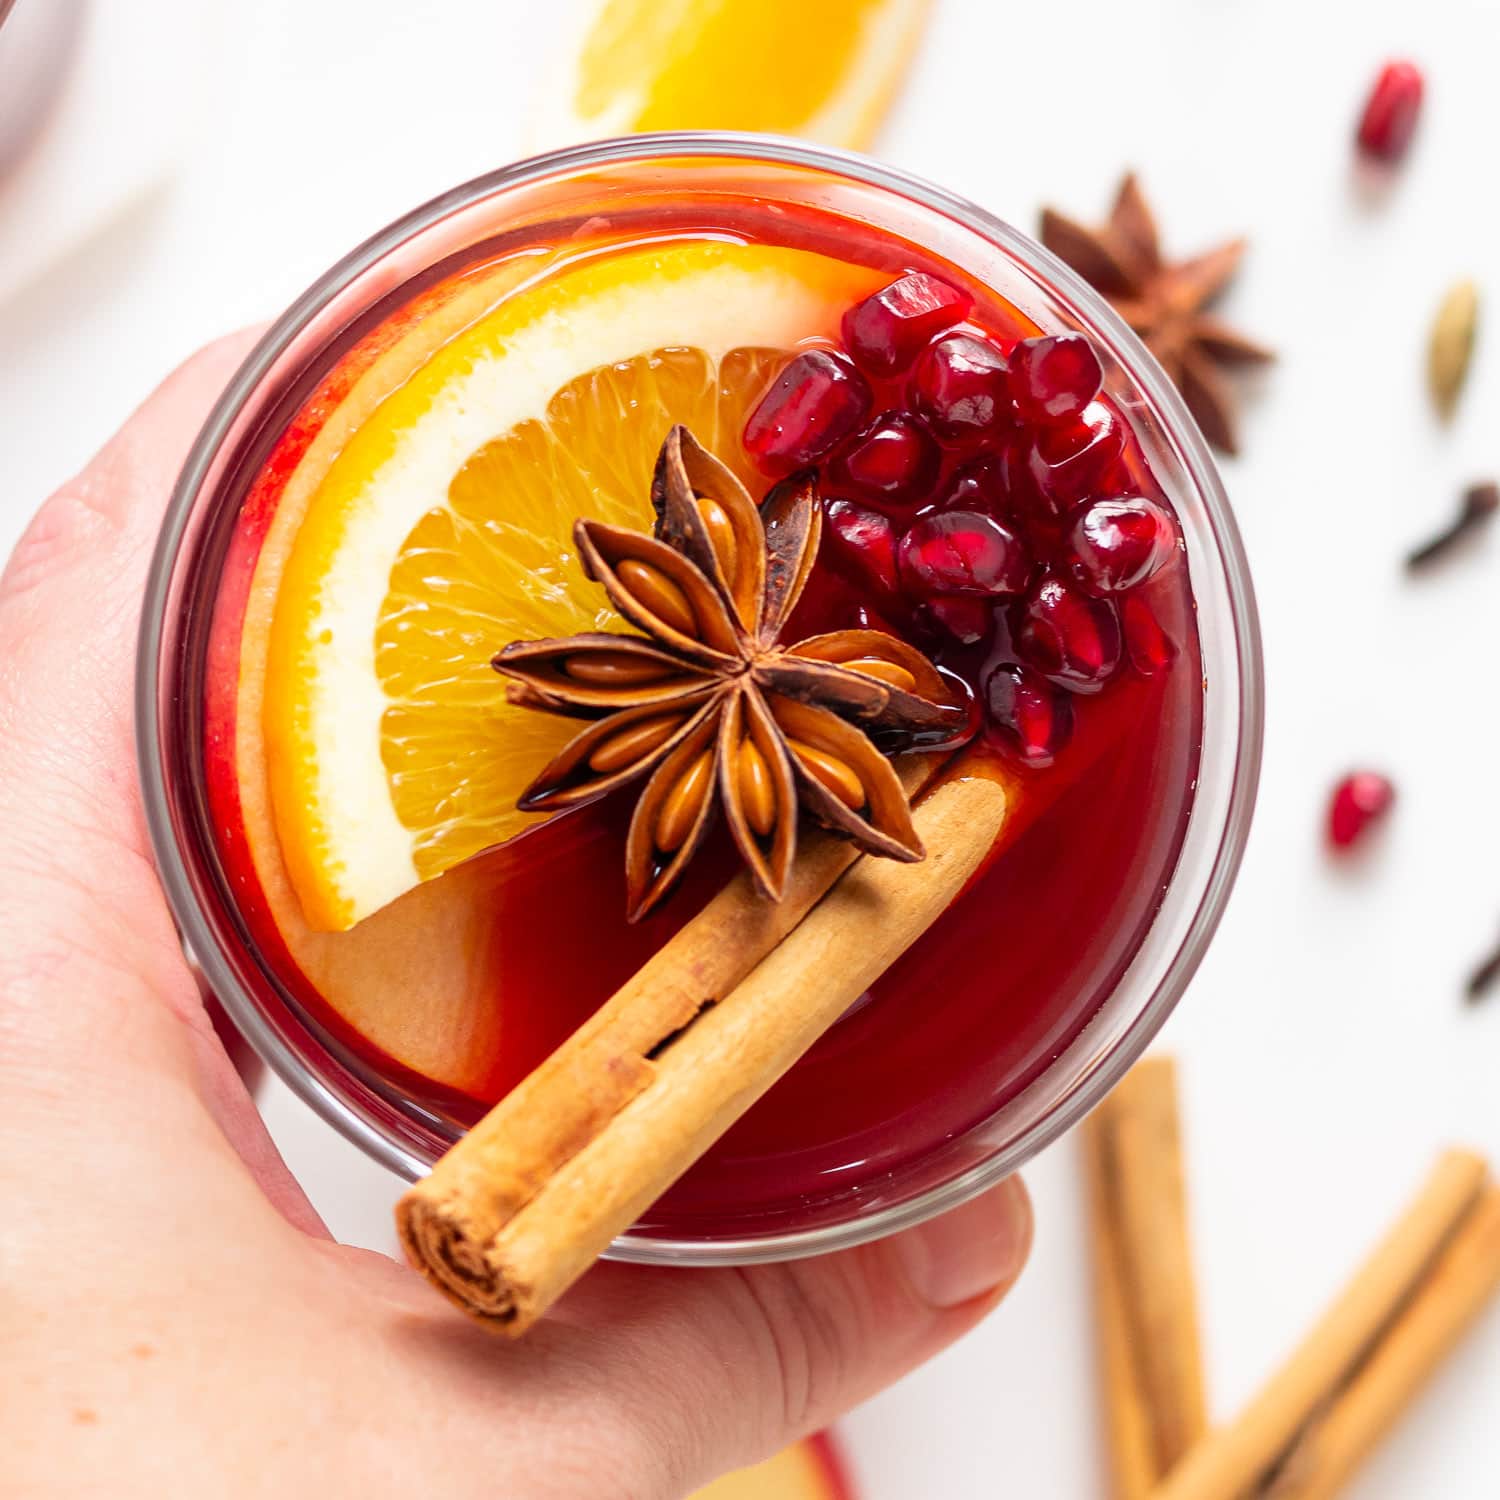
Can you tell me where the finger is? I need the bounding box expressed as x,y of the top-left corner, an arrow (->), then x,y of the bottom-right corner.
382,1176 -> 1033,1498
0,330 -> 326,1235
0,329 -> 263,857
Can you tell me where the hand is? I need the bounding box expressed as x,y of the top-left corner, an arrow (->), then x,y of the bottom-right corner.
0,335 -> 1032,1500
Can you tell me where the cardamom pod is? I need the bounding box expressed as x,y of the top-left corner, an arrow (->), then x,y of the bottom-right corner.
1429,278 -> 1479,418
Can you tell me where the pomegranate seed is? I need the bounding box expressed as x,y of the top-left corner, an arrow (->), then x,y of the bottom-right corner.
926,596 -> 995,645
1016,573 -> 1122,691
1356,61 -> 1424,164
1328,771 -> 1396,849
854,601 -> 903,635
744,349 -> 872,473
937,454 -> 1011,516
1064,496 -> 1179,594
823,498 -> 900,595
995,437 -> 1055,529
1008,333 -> 1104,425
983,662 -> 1073,767
909,333 -> 1013,441
898,510 -> 1032,599
1121,596 -> 1178,676
827,412 -> 940,511
842,272 -> 973,376
1024,401 -> 1129,510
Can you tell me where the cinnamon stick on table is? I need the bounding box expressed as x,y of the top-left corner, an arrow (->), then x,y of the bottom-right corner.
1084,1057 -> 1207,1500
398,760 -> 1012,1335
1268,1183 -> 1500,1499
1150,1149 -> 1500,1500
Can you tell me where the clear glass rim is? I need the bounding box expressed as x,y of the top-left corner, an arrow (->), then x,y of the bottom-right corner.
137,130 -> 1264,1267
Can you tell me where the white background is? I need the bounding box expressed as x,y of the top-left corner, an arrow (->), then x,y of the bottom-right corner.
2,1 -> 1498,1495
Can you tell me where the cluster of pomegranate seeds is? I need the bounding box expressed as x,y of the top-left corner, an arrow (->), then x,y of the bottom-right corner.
743,271 -> 1187,767
1356,60 -> 1425,163
1328,771 -> 1396,850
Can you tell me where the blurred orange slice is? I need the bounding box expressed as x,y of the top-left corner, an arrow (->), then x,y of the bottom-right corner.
534,0 -> 932,149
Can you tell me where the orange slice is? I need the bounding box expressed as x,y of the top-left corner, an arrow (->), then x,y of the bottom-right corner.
256,239 -> 880,932
532,0 -> 932,149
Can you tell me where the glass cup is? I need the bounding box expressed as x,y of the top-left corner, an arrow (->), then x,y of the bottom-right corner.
137,134 -> 1263,1267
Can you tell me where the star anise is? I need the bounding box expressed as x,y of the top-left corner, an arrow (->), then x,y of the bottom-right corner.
493,426 -> 971,921
1040,173 -> 1273,454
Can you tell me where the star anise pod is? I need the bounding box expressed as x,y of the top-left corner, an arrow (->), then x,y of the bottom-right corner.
493,426 -> 972,921
1040,173 -> 1273,454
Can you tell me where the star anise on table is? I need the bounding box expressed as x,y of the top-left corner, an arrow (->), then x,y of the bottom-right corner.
493,425 -> 972,921
1040,173 -> 1273,454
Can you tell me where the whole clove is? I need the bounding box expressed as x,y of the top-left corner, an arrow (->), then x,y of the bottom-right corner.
1464,933 -> 1500,1006
1406,481 -> 1500,570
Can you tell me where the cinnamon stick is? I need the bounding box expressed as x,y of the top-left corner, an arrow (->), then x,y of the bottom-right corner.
1151,1149 -> 1493,1500
396,754 -> 938,1246
1085,1057 -> 1207,1498
398,767 -> 1010,1334
1086,1139 -> 1164,1500
1266,1185 -> 1500,1499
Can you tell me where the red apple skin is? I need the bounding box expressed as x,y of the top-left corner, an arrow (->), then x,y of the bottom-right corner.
809,1431 -> 856,1499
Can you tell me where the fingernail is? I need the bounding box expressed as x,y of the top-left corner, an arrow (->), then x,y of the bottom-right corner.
893,1176 -> 1033,1310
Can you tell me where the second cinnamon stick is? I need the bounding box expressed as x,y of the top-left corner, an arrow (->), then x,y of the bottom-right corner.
1084,1055 -> 1207,1499
1152,1149 -> 1491,1500
1271,1184 -> 1500,1499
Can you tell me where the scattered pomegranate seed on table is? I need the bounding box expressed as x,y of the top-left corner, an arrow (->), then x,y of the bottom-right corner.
1327,771 -> 1396,849
1356,60 -> 1425,163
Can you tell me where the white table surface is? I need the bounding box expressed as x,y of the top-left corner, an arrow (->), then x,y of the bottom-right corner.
2,1 -> 1497,1495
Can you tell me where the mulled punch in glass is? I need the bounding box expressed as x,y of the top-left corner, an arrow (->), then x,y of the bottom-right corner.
139,136 -> 1262,1263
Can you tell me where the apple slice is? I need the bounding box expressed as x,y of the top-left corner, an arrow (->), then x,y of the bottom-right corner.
690,1433 -> 854,1500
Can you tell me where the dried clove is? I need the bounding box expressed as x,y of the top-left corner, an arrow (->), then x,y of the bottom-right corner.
1465,933 -> 1500,1007
1405,481 -> 1500,570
